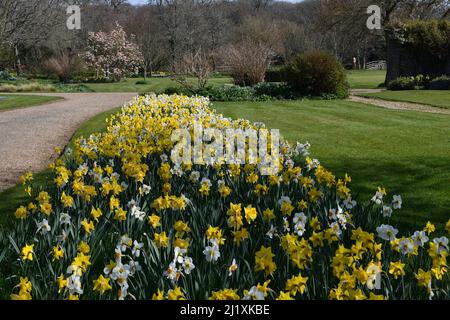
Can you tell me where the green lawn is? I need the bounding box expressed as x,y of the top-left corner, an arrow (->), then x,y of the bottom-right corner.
213,99 -> 450,231
0,107 -> 121,227
75,77 -> 232,93
79,70 -> 387,92
0,94 -> 62,112
358,90 -> 450,109
346,70 -> 386,89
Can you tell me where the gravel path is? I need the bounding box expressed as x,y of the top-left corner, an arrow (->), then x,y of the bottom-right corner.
349,95 -> 450,115
0,93 -> 136,192
349,89 -> 450,115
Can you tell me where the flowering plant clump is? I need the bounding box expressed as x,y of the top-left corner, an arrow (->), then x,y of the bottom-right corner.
1,94 -> 449,300
83,22 -> 143,81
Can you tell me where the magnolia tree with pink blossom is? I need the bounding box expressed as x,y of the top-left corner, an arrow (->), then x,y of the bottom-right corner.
83,23 -> 143,81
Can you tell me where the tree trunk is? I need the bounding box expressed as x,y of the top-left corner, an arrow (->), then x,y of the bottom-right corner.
143,62 -> 147,80
14,45 -> 21,76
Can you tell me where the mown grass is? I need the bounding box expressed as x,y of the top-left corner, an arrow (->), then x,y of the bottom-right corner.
358,90 -> 450,109
0,94 -> 62,112
2,69 -> 383,94
212,99 -> 450,231
346,70 -> 386,89
74,77 -> 232,93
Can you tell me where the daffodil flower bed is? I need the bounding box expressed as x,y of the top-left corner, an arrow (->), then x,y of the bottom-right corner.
2,94 -> 449,300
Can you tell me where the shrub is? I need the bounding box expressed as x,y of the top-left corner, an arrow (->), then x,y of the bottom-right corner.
0,70 -> 16,81
83,22 -> 143,82
221,42 -> 272,86
0,83 -> 56,93
387,77 -> 417,90
162,83 -> 295,102
43,52 -> 82,83
253,82 -> 296,99
388,20 -> 450,60
427,75 -> 450,90
175,50 -> 213,90
54,84 -> 93,93
203,85 -> 262,101
163,86 -> 194,96
135,80 -> 149,85
265,68 -> 285,83
284,51 -> 349,98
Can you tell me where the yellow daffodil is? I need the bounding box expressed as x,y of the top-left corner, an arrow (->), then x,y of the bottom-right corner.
52,245 -> 64,261
15,206 -> 28,220
93,275 -> 112,295
255,246 -> 277,276
21,244 -> 34,261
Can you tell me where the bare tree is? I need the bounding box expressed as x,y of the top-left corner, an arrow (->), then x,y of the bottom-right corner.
0,0 -> 68,73
222,42 -> 273,86
174,48 -> 213,90
126,5 -> 165,79
103,0 -> 128,10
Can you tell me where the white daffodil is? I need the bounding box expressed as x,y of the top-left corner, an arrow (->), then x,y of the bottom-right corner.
120,181 -> 128,191
67,274 -> 83,295
130,206 -> 146,221
36,219 -> 51,235
382,205 -> 393,218
182,257 -> 195,274
132,240 -> 144,258
336,211 -> 348,229
392,195 -> 402,210
293,212 -> 307,225
294,142 -> 311,158
343,197 -> 357,210
160,154 -> 168,162
330,222 -> 342,237
203,242 -> 220,262
306,158 -> 320,171
118,281 -> 129,300
284,159 -> 294,169
278,196 -> 292,207
371,191 -> 384,205
59,212 -> 71,225
376,224 -> 398,241
170,164 -> 184,177
120,235 -> 133,252
174,247 -> 187,264
243,286 -> 265,300
229,259 -> 238,276
399,238 -> 415,255
111,263 -> 131,282
294,222 -> 306,237
200,178 -> 212,187
164,262 -> 179,281
366,263 -> 382,290
266,225 -> 277,239
328,208 -> 337,220
412,231 -> 429,247
129,260 -> 142,273
433,237 -> 449,254
283,217 -> 290,233
141,184 -> 151,195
